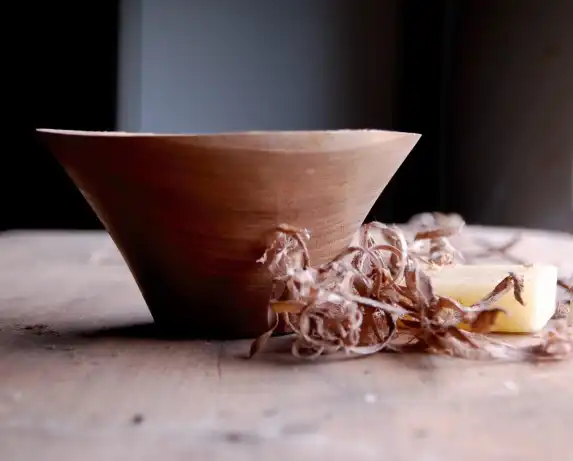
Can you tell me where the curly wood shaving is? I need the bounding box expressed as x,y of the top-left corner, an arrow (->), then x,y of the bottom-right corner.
557,278 -> 573,296
517,319 -> 573,360
248,312 -> 279,358
408,213 -> 465,267
554,300 -> 571,320
557,276 -> 573,320
249,215 -> 572,362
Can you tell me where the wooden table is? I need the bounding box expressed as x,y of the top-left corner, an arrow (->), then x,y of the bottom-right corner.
1,226 -> 572,461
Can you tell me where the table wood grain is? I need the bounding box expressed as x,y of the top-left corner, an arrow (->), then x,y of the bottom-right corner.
0,226 -> 572,461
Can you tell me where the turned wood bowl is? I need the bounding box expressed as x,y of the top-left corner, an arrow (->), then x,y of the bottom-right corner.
36,129 -> 420,339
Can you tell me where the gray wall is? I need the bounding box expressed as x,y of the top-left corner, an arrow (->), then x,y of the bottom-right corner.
118,0 -> 399,133
452,1 -> 573,231
117,0 -> 572,230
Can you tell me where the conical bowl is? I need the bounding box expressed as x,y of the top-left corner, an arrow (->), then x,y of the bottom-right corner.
37,129 -> 420,338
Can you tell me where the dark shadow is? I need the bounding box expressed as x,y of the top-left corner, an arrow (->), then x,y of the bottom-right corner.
72,321 -> 265,343
2,319 -> 373,368
79,321 -> 193,341
0,321 -> 207,354
4,320 -> 537,376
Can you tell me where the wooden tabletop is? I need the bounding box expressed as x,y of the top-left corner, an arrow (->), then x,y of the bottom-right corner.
1,226 -> 572,461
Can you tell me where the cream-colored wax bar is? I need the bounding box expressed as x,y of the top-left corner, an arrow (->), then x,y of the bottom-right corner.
427,264 -> 558,333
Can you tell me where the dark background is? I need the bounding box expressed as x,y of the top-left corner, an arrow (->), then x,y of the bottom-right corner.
3,1 -> 571,231
2,1 -> 453,231
4,2 -> 118,230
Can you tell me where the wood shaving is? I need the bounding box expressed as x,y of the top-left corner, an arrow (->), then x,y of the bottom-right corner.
249,213 -> 572,362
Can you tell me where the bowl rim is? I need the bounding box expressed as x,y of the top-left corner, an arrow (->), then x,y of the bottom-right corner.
36,128 -> 422,154
36,128 -> 420,139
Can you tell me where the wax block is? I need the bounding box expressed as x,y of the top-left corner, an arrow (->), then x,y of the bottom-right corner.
427,264 -> 558,333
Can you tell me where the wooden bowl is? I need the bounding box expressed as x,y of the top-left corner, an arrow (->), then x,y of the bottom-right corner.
36,129 -> 420,339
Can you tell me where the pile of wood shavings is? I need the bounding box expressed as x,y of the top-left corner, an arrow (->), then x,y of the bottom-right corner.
249,213 -> 572,362
554,276 -> 572,319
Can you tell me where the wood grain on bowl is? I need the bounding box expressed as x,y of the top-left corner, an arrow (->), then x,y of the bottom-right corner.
36,129 -> 420,339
